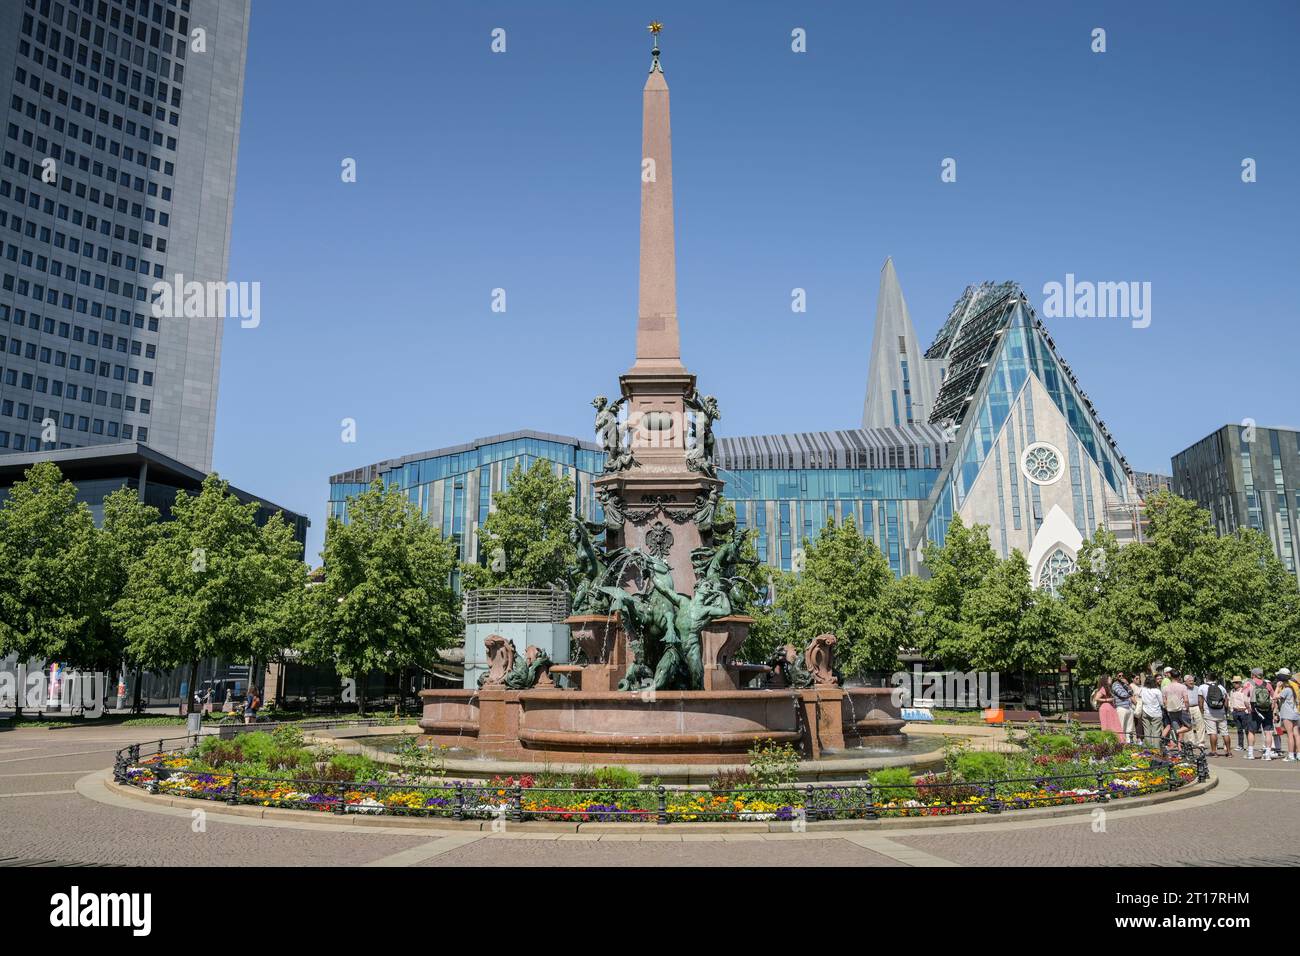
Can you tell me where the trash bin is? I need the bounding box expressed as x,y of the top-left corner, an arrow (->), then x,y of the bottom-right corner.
186,712 -> 202,734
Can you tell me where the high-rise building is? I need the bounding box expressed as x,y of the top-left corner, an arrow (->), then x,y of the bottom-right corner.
0,0 -> 250,472
1172,424 -> 1299,583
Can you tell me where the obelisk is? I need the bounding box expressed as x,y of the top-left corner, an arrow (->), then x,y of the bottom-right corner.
595,24 -> 722,596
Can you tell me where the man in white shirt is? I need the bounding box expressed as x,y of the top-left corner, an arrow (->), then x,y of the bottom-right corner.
1200,675 -> 1231,757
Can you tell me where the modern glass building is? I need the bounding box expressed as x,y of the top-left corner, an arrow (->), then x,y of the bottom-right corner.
328,425 -> 948,578
1172,424 -> 1299,583
0,0 -> 251,473
715,425 -> 947,576
327,269 -> 1147,587
915,281 -> 1139,589
328,430 -> 607,579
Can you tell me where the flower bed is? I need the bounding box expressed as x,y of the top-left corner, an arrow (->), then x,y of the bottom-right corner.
119,736 -> 1202,824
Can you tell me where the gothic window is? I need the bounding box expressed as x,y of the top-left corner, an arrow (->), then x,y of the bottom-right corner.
1038,546 -> 1076,594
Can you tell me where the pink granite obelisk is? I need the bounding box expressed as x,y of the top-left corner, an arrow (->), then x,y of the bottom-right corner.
595,31 -> 722,596
632,56 -> 684,374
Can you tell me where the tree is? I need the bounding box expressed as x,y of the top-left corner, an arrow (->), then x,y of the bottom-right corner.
776,516 -> 899,677
95,488 -> 162,711
460,460 -> 576,591
0,462 -> 104,714
1061,492 -> 1300,679
307,480 -> 460,713
918,515 -> 998,668
112,474 -> 303,714
959,550 -> 1066,675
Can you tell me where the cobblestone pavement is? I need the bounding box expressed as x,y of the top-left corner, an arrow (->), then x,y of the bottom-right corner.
1,725 -> 1294,867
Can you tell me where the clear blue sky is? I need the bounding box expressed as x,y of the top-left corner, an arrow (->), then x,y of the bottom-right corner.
213,0 -> 1300,564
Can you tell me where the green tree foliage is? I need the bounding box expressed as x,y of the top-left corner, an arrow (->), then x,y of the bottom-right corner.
1061,492 -> 1300,678
0,463 -> 104,688
307,480 -> 460,710
916,515 -> 996,668
460,460 -> 576,591
776,516 -> 899,676
95,487 -> 161,669
958,550 -> 1066,674
112,474 -> 305,710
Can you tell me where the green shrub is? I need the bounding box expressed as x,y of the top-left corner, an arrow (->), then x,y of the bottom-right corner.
954,751 -> 1008,782
328,753 -> 384,782
229,731 -> 278,764
870,767 -> 915,804
271,724 -> 305,750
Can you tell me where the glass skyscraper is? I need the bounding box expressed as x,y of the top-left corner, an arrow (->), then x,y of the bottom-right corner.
0,0 -> 250,472
1173,424 -> 1300,584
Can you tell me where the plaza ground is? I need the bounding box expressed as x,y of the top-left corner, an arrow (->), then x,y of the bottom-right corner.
1,723 -> 1296,867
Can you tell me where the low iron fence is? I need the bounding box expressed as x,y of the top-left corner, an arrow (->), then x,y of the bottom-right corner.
113,728 -> 1207,825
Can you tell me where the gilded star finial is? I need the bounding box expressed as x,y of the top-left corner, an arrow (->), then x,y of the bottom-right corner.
648,21 -> 663,73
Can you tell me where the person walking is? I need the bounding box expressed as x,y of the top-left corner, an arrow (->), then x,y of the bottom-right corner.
1201,674 -> 1231,757
243,687 -> 260,725
1245,667 -> 1276,760
1138,675 -> 1165,749
1162,669 -> 1191,753
1229,677 -> 1250,752
1111,672 -> 1136,743
1093,676 -> 1123,740
1277,669 -> 1300,762
1183,673 -> 1206,749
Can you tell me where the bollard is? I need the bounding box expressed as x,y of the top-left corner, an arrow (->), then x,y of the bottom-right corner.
864,782 -> 877,821
657,785 -> 667,826
511,784 -> 523,823
804,784 -> 817,823
333,780 -> 346,814
987,779 -> 1001,814
1096,772 -> 1109,802
454,781 -> 464,821
227,773 -> 240,806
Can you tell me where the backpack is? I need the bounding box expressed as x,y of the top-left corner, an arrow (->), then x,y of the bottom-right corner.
1252,683 -> 1272,709
1206,683 -> 1226,710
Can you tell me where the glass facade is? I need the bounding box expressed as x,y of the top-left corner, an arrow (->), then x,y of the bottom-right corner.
329,429 -> 944,578
1173,424 -> 1300,583
329,432 -> 604,567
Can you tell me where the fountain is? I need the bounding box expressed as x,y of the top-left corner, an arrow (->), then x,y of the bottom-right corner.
418,28 -> 906,765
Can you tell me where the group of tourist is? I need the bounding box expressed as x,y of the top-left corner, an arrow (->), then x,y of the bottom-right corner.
1093,665 -> 1300,761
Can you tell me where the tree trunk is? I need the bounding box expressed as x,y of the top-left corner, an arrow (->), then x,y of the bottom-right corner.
132,666 -> 143,714
182,659 -> 198,716
357,669 -> 366,717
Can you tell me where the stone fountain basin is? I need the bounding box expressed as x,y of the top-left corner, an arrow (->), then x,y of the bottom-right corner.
518,689 -> 801,753
418,685 -> 904,763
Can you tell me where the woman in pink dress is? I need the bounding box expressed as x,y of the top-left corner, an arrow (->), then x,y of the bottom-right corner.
1093,676 -> 1123,739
